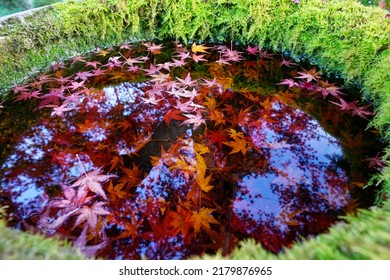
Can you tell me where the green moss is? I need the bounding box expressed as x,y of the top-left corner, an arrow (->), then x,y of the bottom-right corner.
0,221 -> 85,259
1,0 -> 390,259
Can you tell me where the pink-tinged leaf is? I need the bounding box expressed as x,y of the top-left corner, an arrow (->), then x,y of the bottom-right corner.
69,81 -> 85,90
38,208 -> 78,232
351,104 -> 374,119
123,56 -> 143,66
73,226 -> 107,258
142,64 -> 163,76
215,57 -> 231,65
49,183 -> 94,209
329,98 -> 354,111
75,71 -> 94,81
259,50 -> 275,60
70,56 -> 86,64
280,55 -> 297,67
174,51 -> 191,60
316,81 -> 345,99
84,60 -> 102,69
12,84 -> 29,94
38,89 -> 66,108
277,78 -> 298,88
291,0 -> 300,4
150,73 -> 170,83
91,68 -> 107,76
201,78 -> 219,88
296,68 -> 321,82
174,99 -> 197,113
177,73 -> 198,87
181,112 -> 206,130
71,168 -> 116,200
73,201 -> 111,230
170,58 -> 187,67
128,65 -> 140,73
55,76 -> 72,84
48,102 -> 77,117
143,42 -> 163,54
222,49 -> 244,62
140,94 -> 164,105
246,45 -> 259,55
364,153 -> 386,170
15,90 -> 42,101
297,81 -> 316,91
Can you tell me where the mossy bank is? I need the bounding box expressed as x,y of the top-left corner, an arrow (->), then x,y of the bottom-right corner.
1,0 -> 390,259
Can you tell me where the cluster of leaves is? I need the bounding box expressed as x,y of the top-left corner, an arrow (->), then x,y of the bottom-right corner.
2,40 -> 382,259
278,68 -> 374,120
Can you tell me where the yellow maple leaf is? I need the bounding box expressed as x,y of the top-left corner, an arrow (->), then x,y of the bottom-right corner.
194,142 -> 210,155
196,172 -> 214,192
227,128 -> 244,139
223,137 -> 249,155
190,207 -> 219,234
195,152 -> 207,175
202,96 -> 217,109
191,42 -> 211,53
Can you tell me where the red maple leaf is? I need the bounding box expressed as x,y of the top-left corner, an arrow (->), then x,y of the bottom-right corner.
164,109 -> 186,127
206,129 -> 228,149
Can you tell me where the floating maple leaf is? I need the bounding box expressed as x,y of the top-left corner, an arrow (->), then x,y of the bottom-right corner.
71,168 -> 116,200
143,42 -> 163,54
191,42 -> 211,53
329,98 -> 353,111
73,226 -> 107,258
176,73 -> 198,87
50,183 -> 94,210
164,109 -> 186,126
73,201 -> 111,230
166,207 -> 192,238
196,172 -> 214,192
223,137 -> 249,155
181,112 -> 206,129
351,104 -> 374,119
192,53 -> 208,63
296,68 -> 321,82
190,207 -> 218,234
364,153 -> 386,170
246,45 -> 259,55
277,78 -> 298,88
206,128 -> 227,150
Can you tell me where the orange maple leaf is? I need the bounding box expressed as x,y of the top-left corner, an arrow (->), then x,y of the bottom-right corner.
190,207 -> 218,234
202,96 -> 217,110
209,109 -> 226,125
166,207 -> 192,238
115,213 -> 141,240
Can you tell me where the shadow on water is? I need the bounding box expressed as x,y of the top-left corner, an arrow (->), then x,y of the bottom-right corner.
0,41 -> 384,259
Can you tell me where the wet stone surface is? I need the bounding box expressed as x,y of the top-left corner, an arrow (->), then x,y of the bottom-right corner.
0,41 -> 384,259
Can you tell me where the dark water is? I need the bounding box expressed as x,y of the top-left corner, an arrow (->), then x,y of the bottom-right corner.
0,41 -> 384,259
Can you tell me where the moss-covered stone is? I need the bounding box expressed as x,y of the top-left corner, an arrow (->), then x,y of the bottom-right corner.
1,0 -> 390,259
0,221 -> 85,259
